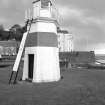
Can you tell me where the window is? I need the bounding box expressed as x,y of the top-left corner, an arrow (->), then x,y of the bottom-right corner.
41,0 -> 50,8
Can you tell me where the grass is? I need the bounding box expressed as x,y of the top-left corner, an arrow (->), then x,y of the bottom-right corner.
0,63 -> 105,105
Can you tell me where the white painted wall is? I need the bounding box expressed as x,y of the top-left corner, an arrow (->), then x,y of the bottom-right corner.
22,47 -> 37,80
33,47 -> 60,82
22,47 -> 60,82
22,54 -> 28,80
33,1 -> 41,18
40,9 -> 51,18
30,21 -> 57,33
58,32 -> 74,52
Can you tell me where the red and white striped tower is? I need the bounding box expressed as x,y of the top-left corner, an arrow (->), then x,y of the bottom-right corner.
22,0 -> 60,82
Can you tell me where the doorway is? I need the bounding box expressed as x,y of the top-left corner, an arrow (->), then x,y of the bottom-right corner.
28,54 -> 34,79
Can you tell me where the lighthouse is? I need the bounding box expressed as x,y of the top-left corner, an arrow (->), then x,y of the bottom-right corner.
22,0 -> 60,83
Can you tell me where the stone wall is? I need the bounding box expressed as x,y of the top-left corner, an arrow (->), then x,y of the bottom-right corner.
59,51 -> 95,64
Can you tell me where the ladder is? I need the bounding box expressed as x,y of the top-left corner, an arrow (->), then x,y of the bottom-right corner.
9,19 -> 33,84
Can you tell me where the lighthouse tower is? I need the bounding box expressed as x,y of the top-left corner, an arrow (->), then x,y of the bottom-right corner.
22,0 -> 60,82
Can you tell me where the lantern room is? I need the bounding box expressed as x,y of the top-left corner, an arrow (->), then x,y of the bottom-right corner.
33,0 -> 53,18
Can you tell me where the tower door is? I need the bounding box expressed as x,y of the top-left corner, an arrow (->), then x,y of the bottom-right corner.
28,54 -> 34,79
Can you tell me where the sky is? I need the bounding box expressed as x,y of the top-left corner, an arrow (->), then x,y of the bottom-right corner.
0,0 -> 105,52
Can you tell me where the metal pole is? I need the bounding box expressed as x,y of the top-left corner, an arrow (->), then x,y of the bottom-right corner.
9,71 -> 14,84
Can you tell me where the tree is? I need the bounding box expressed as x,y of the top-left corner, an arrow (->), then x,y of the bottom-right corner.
0,24 -> 4,31
0,24 -> 4,40
0,31 -> 10,40
0,25 -> 11,41
10,24 -> 24,41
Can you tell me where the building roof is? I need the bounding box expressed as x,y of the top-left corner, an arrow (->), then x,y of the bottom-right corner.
57,29 -> 69,34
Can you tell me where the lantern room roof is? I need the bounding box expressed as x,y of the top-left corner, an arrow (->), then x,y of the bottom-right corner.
32,0 -> 40,4
33,0 -> 51,4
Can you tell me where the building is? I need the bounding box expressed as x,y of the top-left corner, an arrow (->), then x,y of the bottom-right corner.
22,0 -> 60,83
0,40 -> 18,55
57,28 -> 73,52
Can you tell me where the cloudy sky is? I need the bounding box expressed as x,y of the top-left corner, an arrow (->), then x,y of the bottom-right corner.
0,0 -> 105,52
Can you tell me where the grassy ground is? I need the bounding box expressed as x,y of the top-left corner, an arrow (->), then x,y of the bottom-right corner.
0,63 -> 105,105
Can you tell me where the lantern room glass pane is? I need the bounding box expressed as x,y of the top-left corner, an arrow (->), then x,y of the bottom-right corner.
41,0 -> 50,8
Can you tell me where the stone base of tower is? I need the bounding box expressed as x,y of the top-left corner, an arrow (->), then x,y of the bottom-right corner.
22,47 -> 60,83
